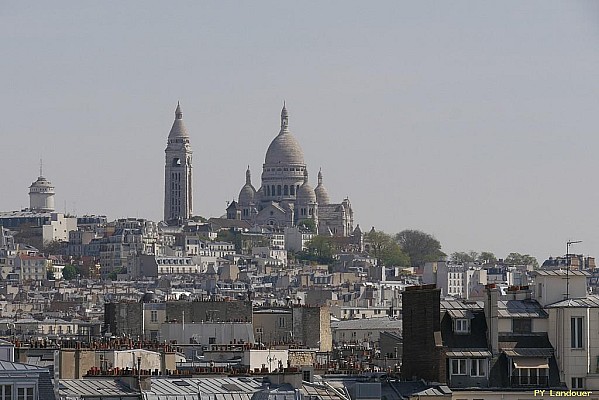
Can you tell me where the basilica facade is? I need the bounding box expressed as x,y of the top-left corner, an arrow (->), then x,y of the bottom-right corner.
227,105 -> 355,236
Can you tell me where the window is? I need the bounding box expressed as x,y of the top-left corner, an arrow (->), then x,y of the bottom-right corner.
303,370 -> 311,382
256,328 -> 263,334
470,359 -> 486,377
513,318 -> 532,333
572,377 -> 584,389
17,387 -> 34,400
571,317 -> 584,349
278,317 -> 286,328
209,337 -> 216,344
151,310 -> 158,323
0,385 -> 12,400
454,319 -> 469,334
451,359 -> 467,375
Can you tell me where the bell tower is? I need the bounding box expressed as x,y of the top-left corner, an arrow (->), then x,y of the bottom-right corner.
164,102 -> 193,223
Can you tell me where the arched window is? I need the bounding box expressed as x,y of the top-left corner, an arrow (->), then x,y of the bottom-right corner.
277,185 -> 282,196
284,185 -> 289,195
266,186 -> 270,196
271,185 -> 275,196
290,185 -> 295,195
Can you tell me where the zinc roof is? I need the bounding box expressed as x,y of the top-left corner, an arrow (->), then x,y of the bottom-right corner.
545,295 -> 599,308
59,378 -> 138,397
497,300 -> 548,318
445,350 -> 491,358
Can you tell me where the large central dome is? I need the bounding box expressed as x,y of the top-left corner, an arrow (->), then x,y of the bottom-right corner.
264,104 -> 305,165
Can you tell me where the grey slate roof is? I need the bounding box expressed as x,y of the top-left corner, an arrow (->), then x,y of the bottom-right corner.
59,378 -> 139,397
497,299 -> 548,318
447,309 -> 474,319
0,360 -> 48,371
446,350 -> 492,358
144,377 -> 264,400
545,295 -> 599,308
503,348 -> 554,357
440,300 -> 483,311
331,317 -> 401,331
534,270 -> 589,276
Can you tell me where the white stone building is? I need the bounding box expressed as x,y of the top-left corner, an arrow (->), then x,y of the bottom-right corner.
28,168 -> 55,212
423,261 -> 487,299
229,105 -> 355,236
164,103 -> 193,223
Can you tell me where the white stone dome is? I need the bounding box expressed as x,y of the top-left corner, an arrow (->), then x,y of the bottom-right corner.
297,170 -> 316,204
168,102 -> 189,139
264,104 -> 305,165
315,169 -> 330,205
239,184 -> 256,205
238,167 -> 256,205
29,176 -> 54,190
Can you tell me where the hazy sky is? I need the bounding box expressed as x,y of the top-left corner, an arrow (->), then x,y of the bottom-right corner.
2,2 -> 599,262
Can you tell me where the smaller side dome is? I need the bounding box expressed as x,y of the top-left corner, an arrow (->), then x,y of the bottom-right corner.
239,186 -> 256,205
315,168 -> 330,206
296,170 -> 316,204
238,166 -> 257,205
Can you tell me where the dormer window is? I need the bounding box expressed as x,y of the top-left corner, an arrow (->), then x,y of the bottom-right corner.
454,318 -> 470,334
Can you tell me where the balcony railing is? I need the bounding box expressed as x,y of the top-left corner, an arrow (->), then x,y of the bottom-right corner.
511,375 -> 548,386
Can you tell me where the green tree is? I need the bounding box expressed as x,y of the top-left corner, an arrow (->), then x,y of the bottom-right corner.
307,236 -> 334,259
42,240 -> 64,255
217,229 -> 242,252
365,230 -> 409,267
450,251 -> 477,263
297,219 -> 317,233
365,230 -> 392,260
504,253 -> 539,268
477,251 -> 497,264
62,264 -> 77,280
296,236 -> 335,264
380,241 -> 410,267
395,230 -> 445,267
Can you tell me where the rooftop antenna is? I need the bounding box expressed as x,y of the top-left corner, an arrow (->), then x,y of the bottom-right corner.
39,158 -> 43,177
566,240 -> 582,299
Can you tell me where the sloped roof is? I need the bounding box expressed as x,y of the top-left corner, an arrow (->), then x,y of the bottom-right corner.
331,316 -> 401,331
59,378 -> 138,397
497,299 -> 548,318
545,295 -> 599,308
0,360 -> 48,371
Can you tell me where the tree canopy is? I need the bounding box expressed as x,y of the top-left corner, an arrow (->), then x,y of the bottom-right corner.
395,230 -> 445,267
297,219 -> 317,233
504,252 -> 538,268
296,235 -> 335,264
478,251 -> 497,264
62,264 -> 78,280
450,251 -> 478,264
365,230 -> 409,267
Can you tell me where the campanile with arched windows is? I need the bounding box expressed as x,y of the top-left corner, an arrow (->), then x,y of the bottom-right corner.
164,102 -> 193,223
